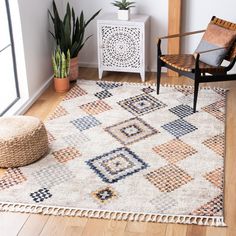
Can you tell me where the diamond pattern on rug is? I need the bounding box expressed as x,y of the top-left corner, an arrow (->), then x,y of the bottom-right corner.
33,164 -> 74,188
202,134 -> 224,157
63,133 -> 89,146
0,168 -> 26,191
87,147 -> 148,184
162,119 -> 197,138
92,186 -> 118,204
95,90 -> 113,99
30,188 -> 52,203
153,139 -> 197,164
48,105 -> 68,120
176,87 -> 194,96
204,167 -> 223,190
191,194 -> 223,216
150,193 -> 177,212
177,95 -> 193,105
70,116 -> 101,131
47,132 -> 56,144
96,81 -> 123,90
202,100 -> 225,122
105,117 -> 159,145
63,84 -> 87,100
80,100 -> 112,115
52,147 -> 81,163
142,87 -> 155,94
145,164 -> 193,192
118,94 -> 167,116
169,105 -> 195,118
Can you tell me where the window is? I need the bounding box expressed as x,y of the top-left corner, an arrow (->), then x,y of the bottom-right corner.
0,0 -> 20,116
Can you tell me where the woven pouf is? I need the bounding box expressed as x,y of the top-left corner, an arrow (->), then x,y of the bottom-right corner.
0,116 -> 48,168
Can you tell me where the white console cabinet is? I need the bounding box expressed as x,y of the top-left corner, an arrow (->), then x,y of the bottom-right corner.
97,13 -> 150,82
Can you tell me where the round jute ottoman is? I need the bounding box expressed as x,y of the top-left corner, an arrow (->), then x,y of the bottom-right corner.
0,116 -> 48,168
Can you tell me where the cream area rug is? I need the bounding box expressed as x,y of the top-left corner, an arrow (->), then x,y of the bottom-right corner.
0,80 -> 227,226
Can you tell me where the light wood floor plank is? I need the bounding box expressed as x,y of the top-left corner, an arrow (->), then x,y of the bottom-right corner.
18,214 -> 49,236
0,212 -> 29,236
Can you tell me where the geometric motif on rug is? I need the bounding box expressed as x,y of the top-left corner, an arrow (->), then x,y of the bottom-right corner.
79,100 -> 112,115
162,119 -> 198,138
169,104 -> 195,118
202,134 -> 224,157
204,167 -> 223,190
202,100 -> 225,122
91,186 -> 118,204
70,116 -> 101,131
63,85 -> 87,101
47,131 -> 56,144
177,94 -> 193,105
32,164 -> 74,188
142,86 -> 155,94
153,139 -> 197,164
30,188 -> 52,203
63,132 -> 90,147
0,168 -> 26,191
118,94 -> 167,116
94,90 -> 113,100
52,147 -> 81,163
87,147 -> 148,183
96,81 -> 123,90
47,105 -> 68,120
105,117 -> 159,145
150,193 -> 178,213
175,86 -> 194,96
191,194 -> 223,216
145,164 -> 193,192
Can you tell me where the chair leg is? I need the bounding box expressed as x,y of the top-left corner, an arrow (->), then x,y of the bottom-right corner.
156,58 -> 161,94
193,81 -> 199,112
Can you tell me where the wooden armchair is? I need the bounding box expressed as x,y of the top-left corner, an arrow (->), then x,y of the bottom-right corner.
156,16 -> 236,112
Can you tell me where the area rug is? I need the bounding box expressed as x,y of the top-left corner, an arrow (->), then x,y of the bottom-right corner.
0,80 -> 227,226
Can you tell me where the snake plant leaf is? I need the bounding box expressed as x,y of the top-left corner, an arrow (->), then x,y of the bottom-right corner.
70,41 -> 80,58
84,9 -> 102,28
49,1 -> 101,58
48,10 -> 55,24
72,8 -> 76,36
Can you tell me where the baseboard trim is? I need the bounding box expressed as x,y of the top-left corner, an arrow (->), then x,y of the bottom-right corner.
16,75 -> 54,115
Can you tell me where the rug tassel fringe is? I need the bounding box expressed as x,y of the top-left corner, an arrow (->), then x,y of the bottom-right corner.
92,79 -> 228,92
0,202 -> 226,227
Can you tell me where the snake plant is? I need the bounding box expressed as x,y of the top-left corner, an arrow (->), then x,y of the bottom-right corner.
49,1 -> 101,58
52,47 -> 70,78
111,0 -> 135,10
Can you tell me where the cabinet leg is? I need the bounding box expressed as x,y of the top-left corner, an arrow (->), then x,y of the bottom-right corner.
98,69 -> 103,80
140,71 -> 145,82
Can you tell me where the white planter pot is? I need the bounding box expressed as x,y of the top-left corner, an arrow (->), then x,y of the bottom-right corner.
118,9 -> 130,21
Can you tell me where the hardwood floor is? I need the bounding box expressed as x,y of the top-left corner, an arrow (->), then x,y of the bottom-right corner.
1,68 -> 236,236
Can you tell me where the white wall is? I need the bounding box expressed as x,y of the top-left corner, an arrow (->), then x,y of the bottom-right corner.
17,0 -> 63,98
66,0 -> 168,71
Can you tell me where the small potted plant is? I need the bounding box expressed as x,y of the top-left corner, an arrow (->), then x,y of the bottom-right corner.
52,47 -> 70,93
112,0 -> 135,21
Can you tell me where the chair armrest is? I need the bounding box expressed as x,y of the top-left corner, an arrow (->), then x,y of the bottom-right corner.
157,30 -> 205,42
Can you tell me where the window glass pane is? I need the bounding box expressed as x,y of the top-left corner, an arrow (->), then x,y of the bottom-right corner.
0,0 -> 19,115
0,0 -> 11,50
0,46 -> 18,114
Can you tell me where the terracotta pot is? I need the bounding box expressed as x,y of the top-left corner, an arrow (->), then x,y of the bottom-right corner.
69,56 -> 79,81
54,77 -> 69,93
